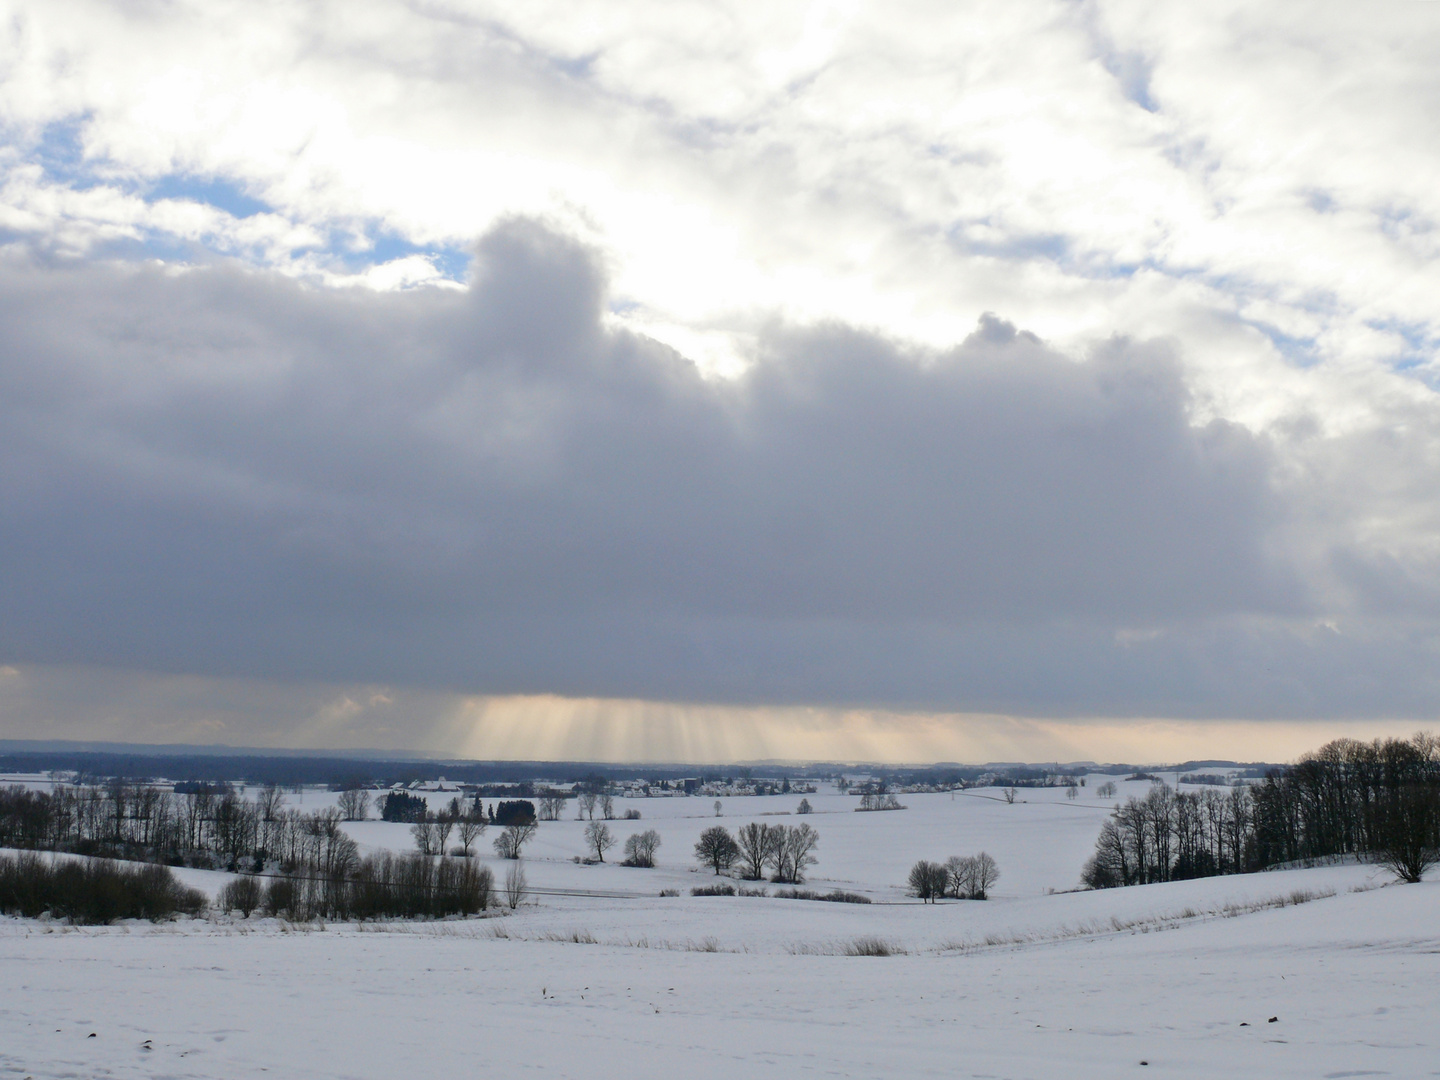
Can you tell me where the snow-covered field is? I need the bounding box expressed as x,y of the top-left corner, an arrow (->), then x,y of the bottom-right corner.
3,781 -> 1438,1078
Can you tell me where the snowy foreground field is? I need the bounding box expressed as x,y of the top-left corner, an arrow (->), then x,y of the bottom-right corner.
3,784 -> 1439,1079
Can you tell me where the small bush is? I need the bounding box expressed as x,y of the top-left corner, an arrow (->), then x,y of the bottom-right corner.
737,886 -> 768,897
773,887 -> 872,904
217,875 -> 265,917
0,853 -> 206,923
623,809 -> 642,820
691,883 -> 736,896
843,936 -> 903,956
658,888 -> 680,897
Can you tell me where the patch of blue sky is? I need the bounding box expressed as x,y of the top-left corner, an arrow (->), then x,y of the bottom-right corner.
34,117 -> 101,188
1367,317 -> 1437,372
148,174 -> 271,219
944,222 -> 1071,264
944,222 -> 1168,283
1100,49 -> 1158,113
331,229 -> 472,283
1241,320 -> 1320,367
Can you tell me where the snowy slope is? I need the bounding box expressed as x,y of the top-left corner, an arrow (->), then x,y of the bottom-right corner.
2,871 -> 1436,1079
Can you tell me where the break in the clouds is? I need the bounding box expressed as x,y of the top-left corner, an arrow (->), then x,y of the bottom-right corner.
1,1 -> 1438,753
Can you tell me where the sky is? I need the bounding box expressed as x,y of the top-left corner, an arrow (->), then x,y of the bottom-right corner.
1,1 -> 1438,764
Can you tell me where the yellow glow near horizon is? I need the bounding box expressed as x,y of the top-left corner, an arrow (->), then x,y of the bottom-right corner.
0,664 -> 1430,766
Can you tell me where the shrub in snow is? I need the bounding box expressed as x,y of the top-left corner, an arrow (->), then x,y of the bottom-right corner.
691,883 -> 736,897
218,875 -> 264,917
0,853 -> 207,923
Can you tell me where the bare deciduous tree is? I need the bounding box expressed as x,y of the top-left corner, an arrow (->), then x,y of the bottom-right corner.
908,860 -> 946,902
972,851 -> 1000,898
713,799 -> 723,817
622,829 -> 661,867
504,861 -> 528,909
578,792 -> 597,820
584,820 -> 615,862
493,822 -> 537,859
773,823 -> 819,883
736,822 -> 778,880
601,794 -> 615,820
1003,787 -> 1017,804
796,798 -> 813,814
430,812 -> 454,857
455,813 -> 487,857
337,788 -> 371,821
694,826 -> 740,874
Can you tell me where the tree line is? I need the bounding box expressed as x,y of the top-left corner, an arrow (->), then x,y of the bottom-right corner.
0,781 -> 358,873
1083,733 -> 1440,888
0,782 -> 494,917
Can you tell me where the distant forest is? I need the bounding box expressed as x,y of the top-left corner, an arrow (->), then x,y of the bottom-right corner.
0,742 -> 1277,790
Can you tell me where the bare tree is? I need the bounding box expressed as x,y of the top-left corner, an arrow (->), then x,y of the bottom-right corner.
455,813 -> 487,857
796,798 -> 813,814
1003,787 -> 1017,805
773,823 -> 819,883
538,795 -> 566,821
430,812 -> 454,857
945,855 -> 976,898
622,829 -> 661,867
578,792 -> 598,820
411,820 -> 436,856
337,788 -> 371,821
736,822 -> 778,880
1375,778 -> 1440,883
1095,781 -> 1117,799
493,822 -> 537,859
257,784 -> 286,822
504,861 -> 528,909
972,851 -> 1000,899
601,794 -> 615,820
908,860 -> 946,902
713,799 -> 723,817
694,825 -> 740,874
584,820 -> 615,862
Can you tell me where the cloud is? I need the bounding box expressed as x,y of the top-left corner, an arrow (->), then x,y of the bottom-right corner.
2,2 -> 1440,746
1,219 -> 1437,722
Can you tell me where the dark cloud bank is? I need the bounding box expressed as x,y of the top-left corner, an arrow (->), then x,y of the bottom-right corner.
2,221 -> 1437,719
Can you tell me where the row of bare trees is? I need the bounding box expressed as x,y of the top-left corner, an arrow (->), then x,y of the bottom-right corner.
0,782 -> 362,874
691,823 -> 819,883
908,853 -> 1000,902
1083,734 -> 1440,888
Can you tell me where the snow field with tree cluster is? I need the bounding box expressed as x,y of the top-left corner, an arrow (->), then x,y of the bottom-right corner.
2,779 -> 1438,1078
